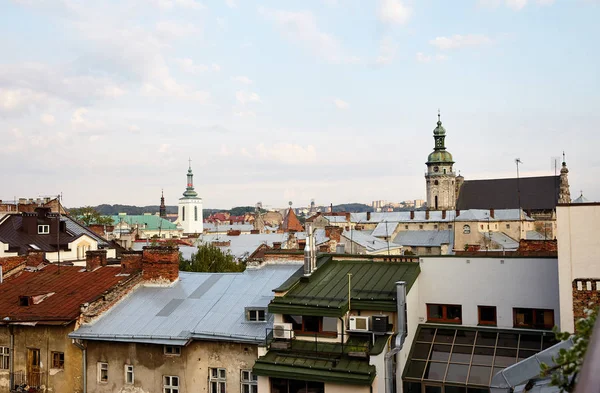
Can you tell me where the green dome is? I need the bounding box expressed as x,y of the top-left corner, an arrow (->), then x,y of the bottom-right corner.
433,120 -> 446,136
427,150 -> 454,164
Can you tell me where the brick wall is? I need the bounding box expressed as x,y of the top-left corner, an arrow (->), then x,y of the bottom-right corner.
0,256 -> 26,273
572,278 -> 600,331
86,250 -> 107,271
518,239 -> 557,253
142,246 -> 179,283
120,251 -> 143,273
26,250 -> 45,268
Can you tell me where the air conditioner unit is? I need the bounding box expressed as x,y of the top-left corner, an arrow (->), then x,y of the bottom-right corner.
349,316 -> 370,331
273,323 -> 293,339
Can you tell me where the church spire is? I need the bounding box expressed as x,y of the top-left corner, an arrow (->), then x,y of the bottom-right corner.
183,159 -> 198,198
558,151 -> 571,204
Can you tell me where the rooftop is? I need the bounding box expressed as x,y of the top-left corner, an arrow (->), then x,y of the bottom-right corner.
70,263 -> 302,345
393,230 -> 453,248
342,229 -> 402,253
111,214 -> 178,231
0,264 -> 131,323
269,256 -> 420,317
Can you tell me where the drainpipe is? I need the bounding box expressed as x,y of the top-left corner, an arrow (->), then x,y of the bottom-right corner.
385,281 -> 407,393
73,339 -> 87,393
8,325 -> 14,390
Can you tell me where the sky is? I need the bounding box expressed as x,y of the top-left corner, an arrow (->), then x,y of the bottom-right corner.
1,0 -> 599,209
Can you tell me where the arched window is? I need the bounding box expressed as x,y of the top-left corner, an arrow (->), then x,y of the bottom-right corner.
463,225 -> 471,234
182,206 -> 186,221
443,169 -> 447,174
194,206 -> 198,221
434,180 -> 439,185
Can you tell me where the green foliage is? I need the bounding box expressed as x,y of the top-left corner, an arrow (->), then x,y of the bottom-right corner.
179,243 -> 245,273
68,206 -> 114,226
540,306 -> 598,392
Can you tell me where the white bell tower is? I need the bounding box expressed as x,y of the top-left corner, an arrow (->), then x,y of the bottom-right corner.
178,159 -> 203,235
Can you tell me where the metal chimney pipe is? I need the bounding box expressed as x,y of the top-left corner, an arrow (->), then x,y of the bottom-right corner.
385,281 -> 407,393
304,223 -> 312,276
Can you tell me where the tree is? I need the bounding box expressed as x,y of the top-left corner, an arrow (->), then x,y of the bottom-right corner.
68,206 -> 114,226
541,306 -> 598,392
179,243 -> 245,273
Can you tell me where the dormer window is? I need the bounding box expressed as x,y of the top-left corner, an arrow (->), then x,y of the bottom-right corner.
38,225 -> 50,234
246,308 -> 266,322
19,296 -> 32,306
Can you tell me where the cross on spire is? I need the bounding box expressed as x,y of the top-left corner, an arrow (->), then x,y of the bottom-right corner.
188,157 -> 192,169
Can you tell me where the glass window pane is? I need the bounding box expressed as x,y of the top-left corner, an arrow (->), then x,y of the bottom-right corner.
424,362 -> 447,381
445,387 -> 467,393
219,369 -> 226,379
494,348 -> 517,367
428,305 -> 444,319
306,381 -> 324,392
446,364 -> 469,383
406,360 -> 427,379
403,382 -> 422,393
430,344 -> 452,361
447,305 -> 462,321
497,333 -> 519,348
434,329 -> 455,344
412,343 -> 431,360
417,328 -> 436,342
304,316 -> 320,333
468,365 -> 492,385
472,347 -> 494,365
519,334 -> 542,350
424,386 -> 442,393
450,345 -> 473,363
454,330 -> 476,345
518,349 -> 538,362
475,331 -> 497,347
467,388 -> 490,393
322,317 -> 337,332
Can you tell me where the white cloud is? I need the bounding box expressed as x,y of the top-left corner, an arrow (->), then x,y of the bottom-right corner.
235,91 -> 261,105
156,21 -> 200,38
225,0 -> 237,8
255,143 -> 317,165
506,0 -> 528,10
478,0 -> 553,9
0,88 -> 48,114
231,76 -> 253,84
378,0 -> 412,25
102,85 -> 127,97
129,125 -> 141,133
158,143 -> 171,153
234,110 -> 256,117
216,17 -> 226,29
536,0 -> 554,5
175,58 -> 219,74
212,63 -> 221,72
429,34 -> 492,50
416,52 -> 448,63
71,108 -> 104,130
219,144 -> 233,156
259,7 -> 354,64
154,0 -> 205,9
41,113 -> 55,124
333,98 -> 349,109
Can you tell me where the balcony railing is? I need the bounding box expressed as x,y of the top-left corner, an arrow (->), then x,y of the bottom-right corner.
265,327 -> 372,358
10,370 -> 47,392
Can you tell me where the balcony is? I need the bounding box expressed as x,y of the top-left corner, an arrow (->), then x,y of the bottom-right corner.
10,370 -> 47,393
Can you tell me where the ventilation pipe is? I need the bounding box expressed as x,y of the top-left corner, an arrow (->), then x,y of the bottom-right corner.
310,225 -> 317,273
304,223 -> 312,276
385,281 -> 407,393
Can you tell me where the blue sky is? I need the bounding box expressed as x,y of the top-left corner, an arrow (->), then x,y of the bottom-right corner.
1,0 -> 598,209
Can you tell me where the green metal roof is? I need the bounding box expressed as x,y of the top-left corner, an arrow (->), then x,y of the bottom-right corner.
110,215 -> 178,231
269,257 -> 420,317
427,150 -> 454,164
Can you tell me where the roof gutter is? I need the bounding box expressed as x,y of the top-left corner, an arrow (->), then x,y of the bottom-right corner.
385,281 -> 407,393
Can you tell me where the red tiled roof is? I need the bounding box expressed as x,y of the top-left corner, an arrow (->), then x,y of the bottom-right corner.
282,208 -> 303,232
0,265 -> 131,323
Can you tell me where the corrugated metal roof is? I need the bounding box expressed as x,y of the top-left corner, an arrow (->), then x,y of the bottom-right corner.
371,221 -> 399,237
393,230 -> 452,247
483,232 -> 519,250
350,209 -> 528,224
342,230 -> 401,252
196,233 -> 289,259
70,263 -> 302,344
111,215 -> 178,231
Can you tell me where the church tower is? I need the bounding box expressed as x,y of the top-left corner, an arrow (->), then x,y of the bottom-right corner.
178,160 -> 203,234
558,152 -> 572,204
425,112 -> 456,210
159,189 -> 167,218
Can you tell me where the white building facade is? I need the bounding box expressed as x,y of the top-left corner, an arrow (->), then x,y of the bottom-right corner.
178,162 -> 203,235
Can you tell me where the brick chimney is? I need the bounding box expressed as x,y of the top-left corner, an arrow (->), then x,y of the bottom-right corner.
425,210 -> 430,220
25,250 -> 45,268
142,246 -> 179,284
410,211 -> 415,220
366,212 -> 371,221
86,250 -> 107,271
325,226 -> 342,242
442,210 -> 446,219
120,250 -> 143,273
455,209 -> 460,217
490,208 -> 495,219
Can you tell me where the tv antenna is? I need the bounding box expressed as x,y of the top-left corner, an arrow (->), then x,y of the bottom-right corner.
550,156 -> 560,176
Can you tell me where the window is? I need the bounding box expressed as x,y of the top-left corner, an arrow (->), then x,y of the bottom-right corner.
241,370 -> 258,393
194,206 -> 198,221
284,315 -> 337,336
506,224 -> 510,229
463,225 -> 470,234
0,347 -> 9,370
419,225 -> 423,229
125,365 -> 134,384
478,306 -> 497,326
448,224 -> 453,229
97,362 -> 108,383
513,308 -> 555,330
434,180 -> 439,185
271,378 -> 324,393
164,345 -> 181,356
182,206 -> 185,221
434,224 -> 438,229
480,224 -> 484,230
405,225 -> 409,229
164,375 -> 179,393
51,352 -> 64,369
427,304 -> 462,324
246,308 -> 266,322
209,368 -> 226,393
38,225 -> 50,234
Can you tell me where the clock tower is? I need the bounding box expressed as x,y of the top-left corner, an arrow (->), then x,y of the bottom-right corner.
425,112 -> 456,210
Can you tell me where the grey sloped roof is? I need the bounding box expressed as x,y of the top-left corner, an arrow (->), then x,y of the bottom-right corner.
342,230 -> 402,252
483,231 -> 519,250
63,216 -> 111,247
454,209 -> 531,222
196,233 -> 288,259
350,209 -> 529,224
393,230 -> 452,247
526,231 -> 547,240
296,228 -> 329,246
372,221 -> 399,237
203,223 -> 254,232
70,263 -> 302,345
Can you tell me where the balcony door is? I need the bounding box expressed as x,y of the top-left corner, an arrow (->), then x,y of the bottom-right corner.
27,348 -> 41,386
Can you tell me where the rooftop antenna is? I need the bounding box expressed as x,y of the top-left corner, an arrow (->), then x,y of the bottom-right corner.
551,156 -> 560,176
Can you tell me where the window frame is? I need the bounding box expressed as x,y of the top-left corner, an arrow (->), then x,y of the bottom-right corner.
513,308 -> 555,330
209,367 -> 226,393
240,369 -> 258,393
426,304 -> 463,324
164,375 -> 180,393
124,364 -> 134,385
38,224 -> 50,234
463,225 -> 470,234
284,315 -> 338,337
0,346 -> 9,370
164,345 -> 182,356
245,307 -> 267,322
51,351 -> 64,369
97,362 -> 108,383
477,305 -> 497,326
